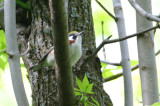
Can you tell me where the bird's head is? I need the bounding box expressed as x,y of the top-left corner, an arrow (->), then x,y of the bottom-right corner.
68,31 -> 84,45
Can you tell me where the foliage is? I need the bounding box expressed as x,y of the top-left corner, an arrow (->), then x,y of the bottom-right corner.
130,60 -> 138,66
75,74 -> 100,106
0,30 -> 7,71
101,60 -> 138,79
16,0 -> 31,10
0,0 -> 3,8
92,0 -> 114,37
151,102 -> 160,106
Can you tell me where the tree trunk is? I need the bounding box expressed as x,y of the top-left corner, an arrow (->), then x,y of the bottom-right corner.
17,0 -> 112,105
136,0 -> 159,105
113,0 -> 133,105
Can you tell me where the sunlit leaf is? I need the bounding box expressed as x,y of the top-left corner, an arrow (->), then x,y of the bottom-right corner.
76,77 -> 85,91
102,69 -> 113,78
0,30 -> 6,50
20,63 -> 25,68
151,102 -> 160,106
83,74 -> 89,89
74,88 -> 81,91
85,83 -> 94,94
75,92 -> 82,96
0,58 -> 6,70
130,60 -> 138,66
101,62 -> 108,68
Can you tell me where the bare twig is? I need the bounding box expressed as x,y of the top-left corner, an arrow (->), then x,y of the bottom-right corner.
0,42 -> 31,57
104,49 -> 160,82
95,0 -> 117,20
154,23 -> 159,35
136,98 -> 143,103
81,25 -> 159,70
101,21 -> 106,60
155,49 -> 160,55
0,49 -> 14,58
101,60 -> 121,66
128,0 -> 160,22
93,25 -> 159,58
20,42 -> 30,56
79,35 -> 112,68
92,35 -> 112,58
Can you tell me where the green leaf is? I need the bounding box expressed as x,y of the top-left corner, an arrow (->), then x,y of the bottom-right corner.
130,60 -> 138,66
151,102 -> 160,106
0,53 -> 8,71
84,102 -> 88,106
83,74 -> 90,89
114,66 -> 122,70
101,62 -> 108,68
75,92 -> 82,96
74,88 -> 81,92
91,97 -> 100,106
88,101 -> 97,106
0,0 -> 2,4
16,0 -> 31,10
0,30 -> 6,50
102,69 -> 113,78
0,57 -> 6,70
76,77 -> 85,91
83,96 -> 88,101
85,83 -> 94,94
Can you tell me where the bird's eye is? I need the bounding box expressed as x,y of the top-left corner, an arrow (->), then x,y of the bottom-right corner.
73,35 -> 77,40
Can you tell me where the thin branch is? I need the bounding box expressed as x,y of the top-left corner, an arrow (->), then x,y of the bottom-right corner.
136,98 -> 143,103
101,21 -> 106,60
128,0 -> 160,22
155,49 -> 160,55
20,42 -> 30,56
104,49 -> 160,82
95,0 -> 117,20
1,42 -> 30,57
92,25 -> 159,58
101,60 -> 121,66
0,49 -> 14,58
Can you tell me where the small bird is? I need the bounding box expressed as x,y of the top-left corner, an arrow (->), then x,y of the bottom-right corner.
29,31 -> 83,71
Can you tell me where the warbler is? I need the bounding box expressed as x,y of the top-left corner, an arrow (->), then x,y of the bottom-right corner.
29,31 -> 83,71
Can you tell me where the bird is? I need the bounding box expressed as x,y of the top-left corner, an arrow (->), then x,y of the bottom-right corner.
29,31 -> 83,71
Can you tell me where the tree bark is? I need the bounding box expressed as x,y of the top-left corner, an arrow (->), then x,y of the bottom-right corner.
136,0 -> 159,105
113,0 -> 133,106
17,0 -> 112,105
4,0 -> 29,105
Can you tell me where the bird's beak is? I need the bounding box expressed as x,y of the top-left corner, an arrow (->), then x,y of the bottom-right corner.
78,31 -> 84,35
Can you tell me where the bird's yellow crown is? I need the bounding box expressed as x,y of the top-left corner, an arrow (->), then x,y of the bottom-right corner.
69,31 -> 78,35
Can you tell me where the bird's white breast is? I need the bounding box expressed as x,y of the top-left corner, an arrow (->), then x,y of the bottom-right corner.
69,36 -> 82,66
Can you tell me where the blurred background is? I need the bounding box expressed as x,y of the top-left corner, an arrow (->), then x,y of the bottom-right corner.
92,0 -> 160,106
0,0 -> 160,105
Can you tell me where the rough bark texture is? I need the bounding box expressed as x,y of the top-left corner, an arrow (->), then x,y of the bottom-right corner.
17,0 -> 112,105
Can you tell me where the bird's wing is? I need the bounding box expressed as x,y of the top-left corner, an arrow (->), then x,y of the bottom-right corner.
39,47 -> 54,63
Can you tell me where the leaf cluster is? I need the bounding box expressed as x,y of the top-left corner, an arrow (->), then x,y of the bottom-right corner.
75,74 -> 100,106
